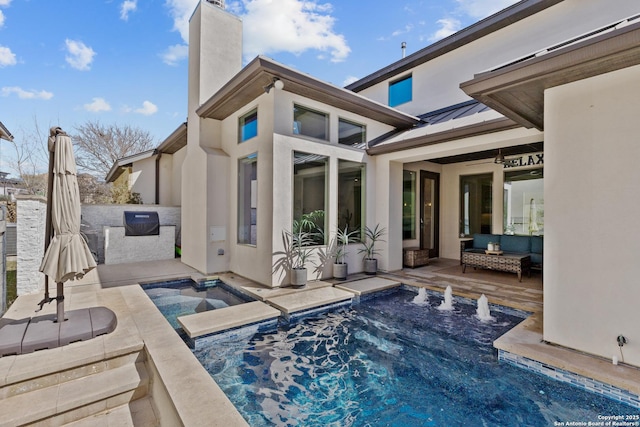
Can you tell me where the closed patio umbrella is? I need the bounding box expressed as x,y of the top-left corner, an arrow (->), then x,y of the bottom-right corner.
40,127 -> 96,322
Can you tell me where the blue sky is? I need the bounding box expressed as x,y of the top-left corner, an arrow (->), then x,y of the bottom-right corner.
0,0 -> 517,175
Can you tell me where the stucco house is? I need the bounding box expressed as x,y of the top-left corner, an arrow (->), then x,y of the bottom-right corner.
110,0 -> 640,368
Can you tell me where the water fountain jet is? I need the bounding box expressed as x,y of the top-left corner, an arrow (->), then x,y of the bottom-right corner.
437,285 -> 454,311
412,288 -> 429,306
475,294 -> 494,321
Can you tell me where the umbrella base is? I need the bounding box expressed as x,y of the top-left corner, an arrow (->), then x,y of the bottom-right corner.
0,307 -> 117,356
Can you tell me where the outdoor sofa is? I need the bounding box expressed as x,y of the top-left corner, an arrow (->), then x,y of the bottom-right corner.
461,233 -> 543,272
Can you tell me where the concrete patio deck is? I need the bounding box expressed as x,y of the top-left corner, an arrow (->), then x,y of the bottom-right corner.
1,257 -> 639,425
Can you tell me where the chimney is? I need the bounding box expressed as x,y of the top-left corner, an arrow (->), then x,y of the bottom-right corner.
206,0 -> 225,8
401,42 -> 406,59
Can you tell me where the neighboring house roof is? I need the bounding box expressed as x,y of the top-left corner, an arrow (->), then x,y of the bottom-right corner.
0,121 -> 14,141
105,149 -> 156,183
105,122 -> 187,182
461,13 -> 640,130
196,55 -> 420,129
346,0 -> 564,92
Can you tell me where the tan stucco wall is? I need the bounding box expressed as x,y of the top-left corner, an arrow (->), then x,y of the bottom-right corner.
131,156 -> 156,204
357,0 -> 640,116
543,65 -> 640,367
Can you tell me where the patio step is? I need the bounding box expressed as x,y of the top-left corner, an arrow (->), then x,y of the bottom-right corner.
0,357 -> 149,427
63,396 -> 159,427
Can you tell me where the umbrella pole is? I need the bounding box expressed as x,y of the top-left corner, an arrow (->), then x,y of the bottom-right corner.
37,149 -> 55,311
55,282 -> 65,323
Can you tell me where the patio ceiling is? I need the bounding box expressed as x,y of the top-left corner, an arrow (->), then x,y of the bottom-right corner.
460,15 -> 640,130
196,56 -> 420,129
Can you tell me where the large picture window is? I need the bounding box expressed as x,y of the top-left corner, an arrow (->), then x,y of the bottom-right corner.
293,105 -> 328,141
238,154 -> 258,245
293,152 -> 327,245
503,168 -> 544,235
238,108 -> 257,143
403,170 -> 416,239
338,160 -> 365,239
338,118 -> 366,147
460,174 -> 492,236
389,74 -> 412,107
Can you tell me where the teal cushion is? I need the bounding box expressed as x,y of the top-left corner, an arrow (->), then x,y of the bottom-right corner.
472,234 -> 501,250
530,253 -> 543,265
530,236 -> 543,254
500,235 -> 530,253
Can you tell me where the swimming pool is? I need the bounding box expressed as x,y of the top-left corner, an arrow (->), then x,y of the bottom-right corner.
193,288 -> 639,426
141,278 -> 254,330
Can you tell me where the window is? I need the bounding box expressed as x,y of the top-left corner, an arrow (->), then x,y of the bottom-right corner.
338,160 -> 365,239
460,174 -> 492,236
503,168 -> 543,235
389,74 -> 412,107
293,152 -> 327,245
238,109 -> 258,143
293,105 -> 328,140
338,118 -> 366,147
238,154 -> 257,245
403,170 -> 416,239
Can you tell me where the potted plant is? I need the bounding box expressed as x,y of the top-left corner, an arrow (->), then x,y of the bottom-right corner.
358,224 -> 386,275
332,225 -> 358,280
273,228 -> 314,287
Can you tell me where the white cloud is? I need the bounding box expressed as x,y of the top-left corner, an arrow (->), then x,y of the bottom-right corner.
164,0 -> 350,64
0,10 -> 5,27
342,76 -> 359,87
120,0 -> 137,21
0,0 -> 12,6
161,44 -> 189,66
165,0 -> 199,43
134,101 -> 158,116
392,24 -> 414,38
0,45 -> 16,67
429,18 -> 462,42
455,0 -> 518,19
2,86 -> 53,100
84,97 -> 111,112
65,39 -> 96,71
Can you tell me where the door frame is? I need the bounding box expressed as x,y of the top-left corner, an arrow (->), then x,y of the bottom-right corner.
420,170 -> 440,258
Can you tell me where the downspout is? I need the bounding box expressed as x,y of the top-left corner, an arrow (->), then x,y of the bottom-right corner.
154,150 -> 161,205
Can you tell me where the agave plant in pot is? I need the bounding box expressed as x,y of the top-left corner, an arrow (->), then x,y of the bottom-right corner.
332,225 -> 358,280
272,228 -> 314,287
358,224 -> 386,275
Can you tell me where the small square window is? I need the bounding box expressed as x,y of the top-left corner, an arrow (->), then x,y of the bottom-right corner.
389,75 -> 412,107
338,119 -> 366,147
293,104 -> 329,140
239,109 -> 258,143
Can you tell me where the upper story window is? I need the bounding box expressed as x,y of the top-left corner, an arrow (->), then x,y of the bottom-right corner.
293,104 -> 328,141
389,74 -> 412,107
239,108 -> 258,143
338,118 -> 366,147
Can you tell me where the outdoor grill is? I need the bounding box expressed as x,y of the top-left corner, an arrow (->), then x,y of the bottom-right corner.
123,211 -> 160,236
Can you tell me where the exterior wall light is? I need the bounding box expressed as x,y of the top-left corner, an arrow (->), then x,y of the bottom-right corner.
264,78 -> 284,93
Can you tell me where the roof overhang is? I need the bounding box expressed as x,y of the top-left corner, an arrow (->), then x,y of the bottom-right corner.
196,56 -> 420,129
157,122 -> 187,154
0,121 -> 13,141
346,0 -> 563,92
460,15 -> 640,130
367,116 -> 520,155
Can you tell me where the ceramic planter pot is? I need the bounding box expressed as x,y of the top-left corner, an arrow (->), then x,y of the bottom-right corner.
364,258 -> 377,275
291,268 -> 307,287
333,263 -> 348,281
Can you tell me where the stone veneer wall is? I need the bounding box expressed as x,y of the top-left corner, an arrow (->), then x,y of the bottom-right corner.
16,196 -> 47,296
104,226 -> 176,265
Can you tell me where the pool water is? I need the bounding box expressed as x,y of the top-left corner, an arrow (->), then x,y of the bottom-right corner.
142,279 -> 253,330
193,289 -> 639,426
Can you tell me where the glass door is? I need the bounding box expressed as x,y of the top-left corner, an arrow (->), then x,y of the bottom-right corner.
420,171 -> 440,258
